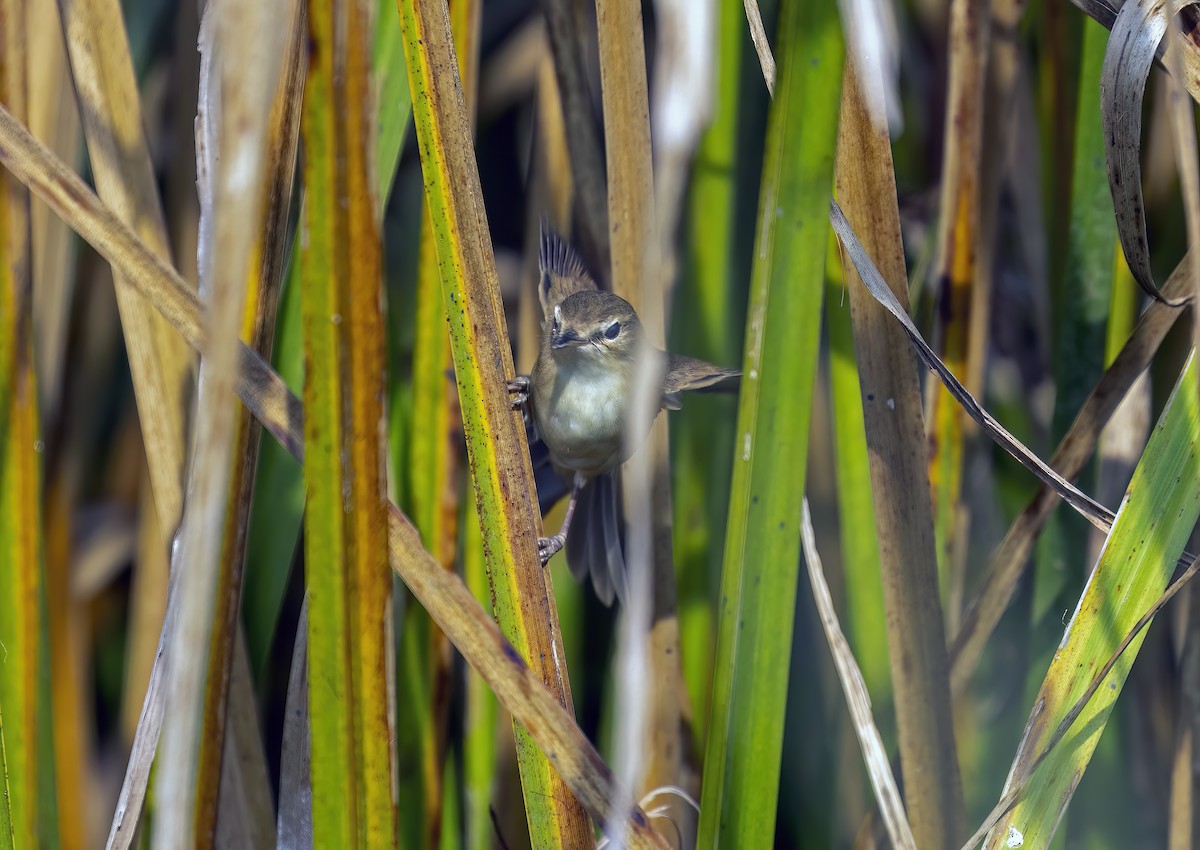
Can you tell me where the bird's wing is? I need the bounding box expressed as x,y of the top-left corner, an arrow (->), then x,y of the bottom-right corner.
539,220 -> 598,317
661,353 -> 741,410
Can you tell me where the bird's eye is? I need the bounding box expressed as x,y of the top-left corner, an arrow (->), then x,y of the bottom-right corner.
604,321 -> 621,340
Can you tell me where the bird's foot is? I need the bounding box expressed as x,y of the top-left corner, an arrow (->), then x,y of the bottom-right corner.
537,534 -> 565,565
507,376 -> 531,408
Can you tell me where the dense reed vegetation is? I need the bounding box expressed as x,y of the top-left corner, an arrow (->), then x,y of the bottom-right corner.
0,0 -> 1198,847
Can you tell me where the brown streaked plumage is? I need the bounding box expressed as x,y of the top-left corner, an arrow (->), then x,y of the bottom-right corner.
508,223 -> 740,605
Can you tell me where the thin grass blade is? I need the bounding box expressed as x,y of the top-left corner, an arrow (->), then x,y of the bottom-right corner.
823,226 -> 888,717
217,638 -> 276,848
833,201 -> 1114,532
595,0 -> 682,832
43,478 -> 86,850
928,0 -> 989,612
539,0 -> 610,266
397,209 -> 458,849
742,0 -> 776,95
278,604 -> 313,850
800,499 -> 915,850
375,0 -> 415,211
58,1 -> 197,830
28,0 -> 80,419
242,260 -> 305,679
205,0 -> 305,833
153,2 -> 299,844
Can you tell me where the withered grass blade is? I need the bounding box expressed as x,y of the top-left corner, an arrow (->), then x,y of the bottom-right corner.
927,0 -> 990,626
153,0 -> 295,842
742,0 -> 776,95
28,0 -> 80,419
595,0 -> 680,835
800,499 -> 916,850
171,1 -> 304,844
832,59 -> 964,850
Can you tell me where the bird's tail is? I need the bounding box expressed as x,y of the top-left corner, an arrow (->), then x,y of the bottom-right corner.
565,470 -> 627,607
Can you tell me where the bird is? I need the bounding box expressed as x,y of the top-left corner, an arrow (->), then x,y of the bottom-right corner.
507,222 -> 740,605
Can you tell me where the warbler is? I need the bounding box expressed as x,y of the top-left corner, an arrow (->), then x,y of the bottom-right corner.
509,223 -> 739,605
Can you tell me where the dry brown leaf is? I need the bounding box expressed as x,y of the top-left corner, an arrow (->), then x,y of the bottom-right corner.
58,0 -> 195,541
834,57 -> 966,850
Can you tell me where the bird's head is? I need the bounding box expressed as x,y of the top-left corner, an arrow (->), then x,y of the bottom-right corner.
547,291 -> 643,363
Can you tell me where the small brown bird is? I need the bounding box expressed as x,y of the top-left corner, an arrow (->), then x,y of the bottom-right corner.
509,224 -> 740,605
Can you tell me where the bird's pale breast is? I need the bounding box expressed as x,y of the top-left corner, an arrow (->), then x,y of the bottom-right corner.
535,359 -> 632,477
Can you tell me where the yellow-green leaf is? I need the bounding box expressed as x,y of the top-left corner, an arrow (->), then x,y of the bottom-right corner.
397,0 -> 592,844
301,0 -> 397,845
0,5 -> 57,841
985,352 -> 1200,849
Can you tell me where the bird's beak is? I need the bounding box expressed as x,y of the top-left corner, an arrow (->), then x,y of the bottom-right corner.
551,329 -> 584,350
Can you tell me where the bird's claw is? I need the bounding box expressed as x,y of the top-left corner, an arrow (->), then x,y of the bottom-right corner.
507,376 -> 530,409
537,534 -> 565,565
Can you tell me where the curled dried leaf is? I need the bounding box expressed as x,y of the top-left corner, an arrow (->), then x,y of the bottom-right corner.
1100,0 -> 1189,305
